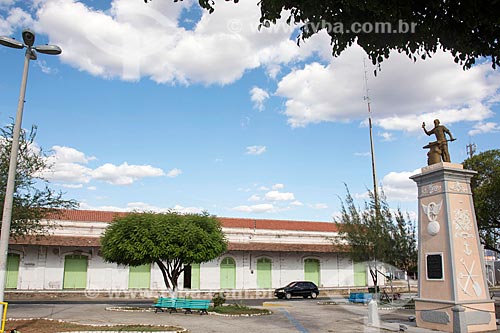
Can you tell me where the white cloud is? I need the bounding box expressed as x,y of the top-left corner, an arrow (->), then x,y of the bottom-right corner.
35,60 -> 58,75
60,183 -> 83,189
40,146 -> 167,186
0,7 -> 33,35
232,203 -> 274,213
79,201 -> 204,214
380,169 -> 420,202
34,0 -> 314,85
250,86 -> 270,111
49,146 -> 94,164
248,194 -> 261,202
92,162 -> 165,185
246,145 -> 266,155
40,146 -> 94,184
272,183 -> 284,190
264,190 -> 295,201
276,45 -> 500,131
290,200 -> 303,206
468,122 -> 500,136
378,132 -> 394,142
167,168 -> 183,178
354,152 -> 371,157
309,203 -> 328,209
172,204 -> 204,214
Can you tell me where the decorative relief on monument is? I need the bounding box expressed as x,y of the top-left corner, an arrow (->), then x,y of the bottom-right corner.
422,201 -> 442,236
449,181 -> 467,193
453,209 -> 474,256
458,258 -> 482,297
421,183 -> 441,195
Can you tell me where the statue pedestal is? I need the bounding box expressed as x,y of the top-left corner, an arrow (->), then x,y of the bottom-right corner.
411,163 -> 496,333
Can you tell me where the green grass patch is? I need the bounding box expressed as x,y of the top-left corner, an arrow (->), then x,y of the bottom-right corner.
210,304 -> 271,315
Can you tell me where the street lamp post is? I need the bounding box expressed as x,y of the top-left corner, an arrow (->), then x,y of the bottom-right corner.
0,29 -> 61,302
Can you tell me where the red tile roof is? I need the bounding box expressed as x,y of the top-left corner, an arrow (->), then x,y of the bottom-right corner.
48,209 -> 339,232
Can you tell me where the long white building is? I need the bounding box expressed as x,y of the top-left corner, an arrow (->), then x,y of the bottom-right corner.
6,210 -> 368,294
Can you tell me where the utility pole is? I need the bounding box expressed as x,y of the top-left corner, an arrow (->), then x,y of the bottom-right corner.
364,58 -> 379,209
466,142 -> 477,159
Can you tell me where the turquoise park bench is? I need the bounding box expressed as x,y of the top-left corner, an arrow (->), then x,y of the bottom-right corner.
153,297 -> 176,313
153,297 -> 210,315
348,292 -> 373,304
182,299 -> 211,315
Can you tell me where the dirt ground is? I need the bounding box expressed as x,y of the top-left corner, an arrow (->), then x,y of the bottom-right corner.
5,319 -> 182,333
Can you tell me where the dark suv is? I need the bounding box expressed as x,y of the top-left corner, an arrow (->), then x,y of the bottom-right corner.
274,281 -> 319,299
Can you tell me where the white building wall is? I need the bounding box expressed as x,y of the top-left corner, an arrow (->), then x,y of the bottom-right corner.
199,258 -> 220,290
7,247 -> 357,291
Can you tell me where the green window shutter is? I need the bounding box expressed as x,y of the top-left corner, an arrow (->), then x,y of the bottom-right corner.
129,264 -> 151,289
6,253 -> 20,289
191,263 -> 200,290
220,257 -> 236,289
257,258 -> 272,289
63,255 -> 88,289
354,262 -> 367,286
304,258 -> 320,286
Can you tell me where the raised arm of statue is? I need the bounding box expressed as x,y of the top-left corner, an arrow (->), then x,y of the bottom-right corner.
422,122 -> 433,136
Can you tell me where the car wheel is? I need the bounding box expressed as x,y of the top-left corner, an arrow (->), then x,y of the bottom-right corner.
285,292 -> 292,300
311,292 -> 317,299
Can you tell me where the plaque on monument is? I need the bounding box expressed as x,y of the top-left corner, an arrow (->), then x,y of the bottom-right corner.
426,253 -> 443,280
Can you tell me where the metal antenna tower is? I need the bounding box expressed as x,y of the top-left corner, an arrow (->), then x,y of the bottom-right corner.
466,142 -> 477,159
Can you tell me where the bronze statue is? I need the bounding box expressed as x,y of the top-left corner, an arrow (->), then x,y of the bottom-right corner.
422,119 -> 455,164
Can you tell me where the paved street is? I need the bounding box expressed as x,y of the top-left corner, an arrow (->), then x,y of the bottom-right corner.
5,298 -> 448,333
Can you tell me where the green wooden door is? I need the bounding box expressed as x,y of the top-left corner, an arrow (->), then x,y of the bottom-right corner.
304,259 -> 320,285
63,255 -> 88,289
257,258 -> 272,288
6,253 -> 20,289
129,264 -> 151,289
354,262 -> 367,286
220,257 -> 236,289
191,263 -> 200,289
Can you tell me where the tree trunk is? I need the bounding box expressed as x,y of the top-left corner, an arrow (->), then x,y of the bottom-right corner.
155,260 -> 172,291
154,259 -> 186,297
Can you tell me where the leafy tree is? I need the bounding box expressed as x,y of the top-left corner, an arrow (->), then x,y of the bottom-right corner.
164,0 -> 500,72
334,187 -> 417,288
463,149 -> 500,253
100,211 -> 228,291
0,123 -> 78,237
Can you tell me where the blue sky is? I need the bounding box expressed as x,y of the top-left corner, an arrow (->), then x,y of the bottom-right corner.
0,0 -> 499,222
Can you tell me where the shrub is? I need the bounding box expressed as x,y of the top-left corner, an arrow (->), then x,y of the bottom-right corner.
212,292 -> 226,307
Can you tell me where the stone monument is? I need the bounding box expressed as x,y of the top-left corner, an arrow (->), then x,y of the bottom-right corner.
411,124 -> 495,332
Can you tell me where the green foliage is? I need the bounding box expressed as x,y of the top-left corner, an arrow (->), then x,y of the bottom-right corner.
189,0 -> 500,72
209,303 -> 271,315
211,292 -> 226,307
100,211 -> 228,290
0,123 -> 78,237
463,149 -> 500,253
335,186 -> 417,286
